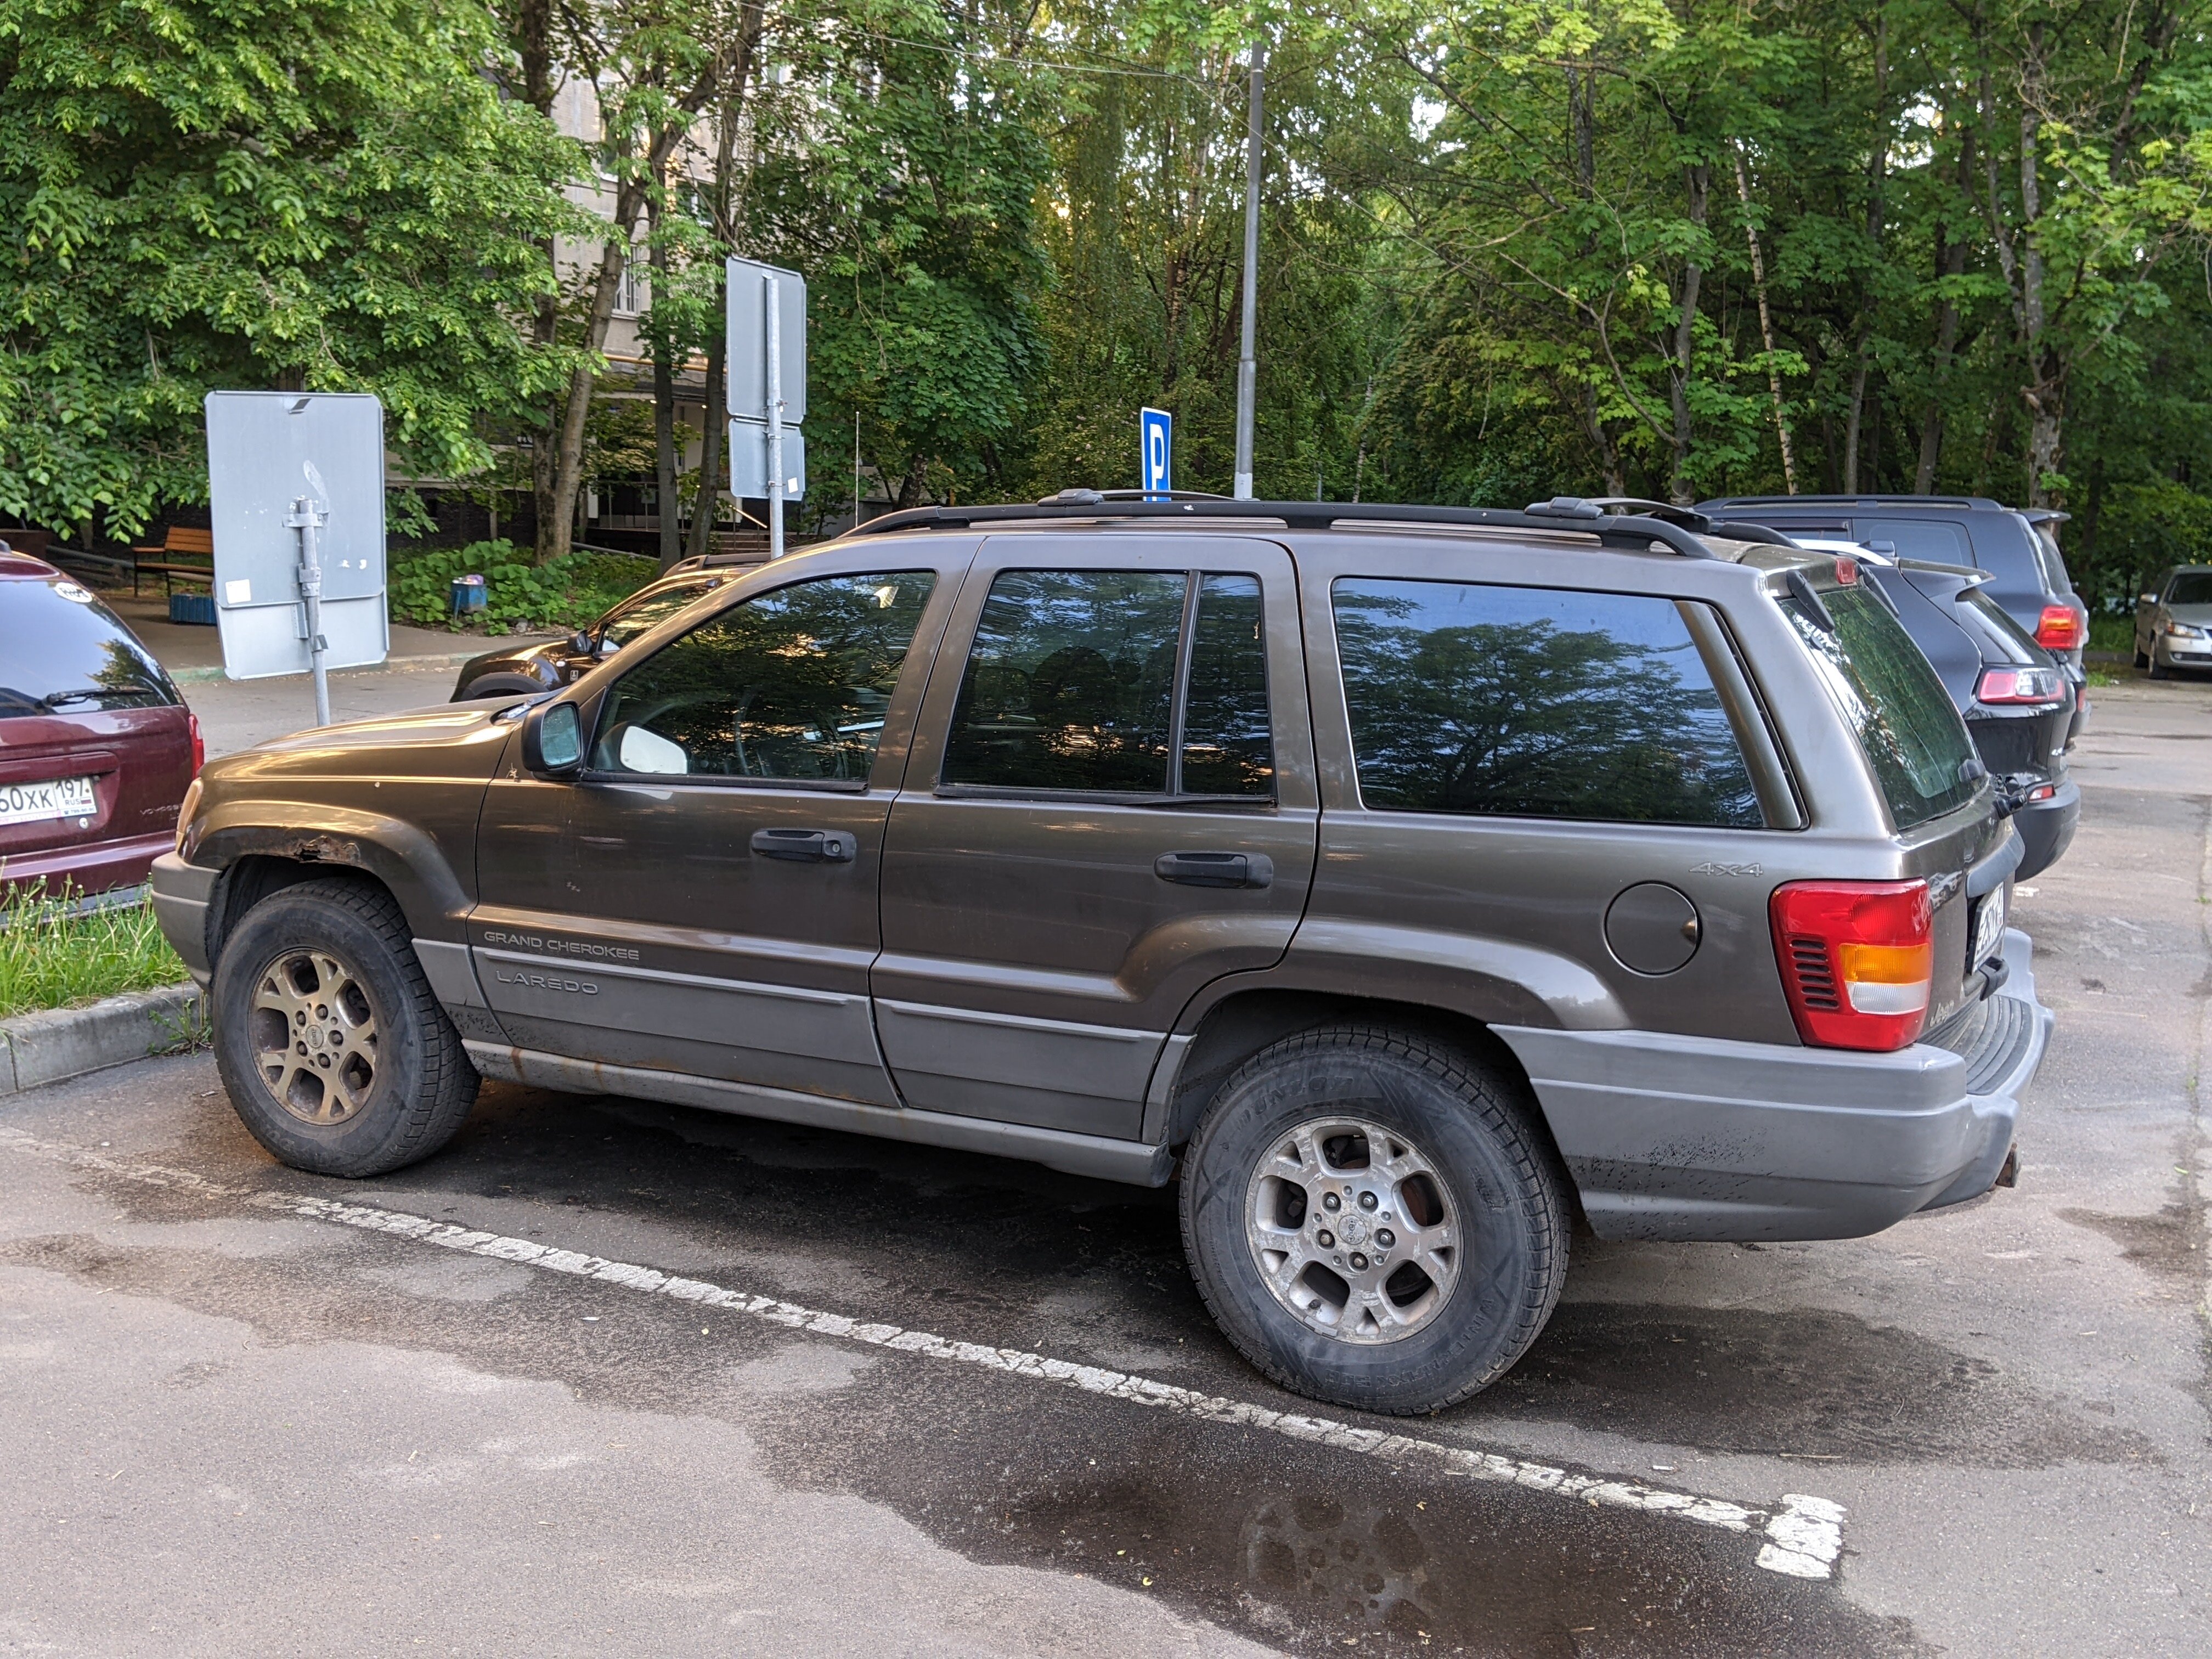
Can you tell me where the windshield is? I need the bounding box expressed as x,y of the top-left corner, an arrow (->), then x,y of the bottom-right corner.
2166,572 -> 2212,607
1784,584 -> 1982,830
0,577 -> 179,719
599,580 -> 718,648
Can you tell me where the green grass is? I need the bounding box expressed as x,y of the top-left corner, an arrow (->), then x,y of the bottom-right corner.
0,887 -> 189,1019
2087,612 -> 2135,654
388,540 -> 656,635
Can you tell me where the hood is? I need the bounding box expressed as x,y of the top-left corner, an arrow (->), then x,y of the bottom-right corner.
2159,602 -> 2212,628
204,699 -> 517,788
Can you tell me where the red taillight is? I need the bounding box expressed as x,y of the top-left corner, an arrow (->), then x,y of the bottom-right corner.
2033,605 -> 2082,652
1771,881 -> 1934,1051
1975,665 -> 2065,706
188,710 -> 205,775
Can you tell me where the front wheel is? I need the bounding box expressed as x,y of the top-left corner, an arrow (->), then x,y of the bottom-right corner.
1179,1026 -> 1569,1414
213,878 -> 478,1177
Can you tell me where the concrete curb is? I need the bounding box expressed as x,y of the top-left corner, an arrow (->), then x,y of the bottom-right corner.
0,984 -> 205,1097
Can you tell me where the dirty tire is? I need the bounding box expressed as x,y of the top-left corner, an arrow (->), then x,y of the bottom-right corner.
1180,1026 -> 1568,1415
2134,646 -> 2149,669
213,877 -> 478,1177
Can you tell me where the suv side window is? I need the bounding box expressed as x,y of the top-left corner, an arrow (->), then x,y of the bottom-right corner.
942,569 -> 1274,797
1331,578 -> 1764,828
590,571 -> 934,781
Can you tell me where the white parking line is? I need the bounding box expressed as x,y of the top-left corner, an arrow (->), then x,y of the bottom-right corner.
2,1127 -> 1845,1579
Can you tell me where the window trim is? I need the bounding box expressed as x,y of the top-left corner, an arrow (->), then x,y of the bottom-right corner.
1327,573 -> 1777,831
933,566 -> 1279,805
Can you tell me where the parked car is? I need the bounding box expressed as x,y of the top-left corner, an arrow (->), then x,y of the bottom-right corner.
1788,537 -> 2077,878
1,547 -> 200,898
151,496 -> 2047,1414
2132,565 -> 2212,676
1697,494 -> 2089,738
449,556 -> 752,700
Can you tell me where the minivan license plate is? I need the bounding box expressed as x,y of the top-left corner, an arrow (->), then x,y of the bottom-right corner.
0,775 -> 97,826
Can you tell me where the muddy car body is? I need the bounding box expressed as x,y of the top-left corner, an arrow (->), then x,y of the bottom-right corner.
153,499 -> 2050,1412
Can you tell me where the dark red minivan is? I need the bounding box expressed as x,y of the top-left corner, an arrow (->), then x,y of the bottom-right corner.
1,550 -> 199,898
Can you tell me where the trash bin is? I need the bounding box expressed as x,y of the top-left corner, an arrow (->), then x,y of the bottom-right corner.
450,574 -> 488,617
169,591 -> 218,626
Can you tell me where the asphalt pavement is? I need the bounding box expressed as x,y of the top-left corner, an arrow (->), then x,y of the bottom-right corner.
2,681 -> 2206,1655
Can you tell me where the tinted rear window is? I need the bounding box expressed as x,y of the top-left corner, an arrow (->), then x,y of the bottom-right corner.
1331,579 -> 1764,827
1958,588 -> 2044,665
1855,517 -> 1972,565
1784,585 -> 1981,829
0,577 -> 177,719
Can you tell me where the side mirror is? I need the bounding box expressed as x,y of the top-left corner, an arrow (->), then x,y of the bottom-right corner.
522,701 -> 584,777
2140,593 -> 2158,605
568,630 -> 593,654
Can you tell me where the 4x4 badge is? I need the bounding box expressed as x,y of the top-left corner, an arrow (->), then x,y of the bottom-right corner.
1689,861 -> 1763,877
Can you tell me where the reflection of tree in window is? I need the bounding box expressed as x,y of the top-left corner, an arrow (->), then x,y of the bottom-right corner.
944,571 -> 1185,793
1181,575 -> 1273,795
591,573 -> 933,780
1333,580 -> 1762,827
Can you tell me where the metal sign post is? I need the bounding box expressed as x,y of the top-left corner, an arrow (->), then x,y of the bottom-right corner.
766,273 -> 785,561
726,256 -> 808,557
205,392 -> 387,713
1141,407 -> 1173,500
285,494 -> 332,726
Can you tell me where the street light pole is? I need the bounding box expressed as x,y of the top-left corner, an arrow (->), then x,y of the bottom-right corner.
1232,37 -> 1265,501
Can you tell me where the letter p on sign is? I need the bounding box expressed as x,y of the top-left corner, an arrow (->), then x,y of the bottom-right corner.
1141,407 -> 1172,500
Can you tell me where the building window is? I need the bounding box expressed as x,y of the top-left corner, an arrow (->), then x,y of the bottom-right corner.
614,260 -> 647,317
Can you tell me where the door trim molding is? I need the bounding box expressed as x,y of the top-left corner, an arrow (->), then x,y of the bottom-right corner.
463,1041 -> 1175,1188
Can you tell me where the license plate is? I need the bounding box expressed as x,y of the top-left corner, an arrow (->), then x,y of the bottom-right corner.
0,775 -> 97,826
1970,889 -> 2007,970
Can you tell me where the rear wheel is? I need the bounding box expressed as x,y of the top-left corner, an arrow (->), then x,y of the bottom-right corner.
1179,1026 -> 1568,1414
213,878 -> 478,1177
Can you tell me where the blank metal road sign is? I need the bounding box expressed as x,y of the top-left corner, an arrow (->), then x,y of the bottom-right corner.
205,391 -> 389,680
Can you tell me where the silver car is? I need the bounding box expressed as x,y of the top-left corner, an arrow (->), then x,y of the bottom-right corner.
2134,566 -> 2212,676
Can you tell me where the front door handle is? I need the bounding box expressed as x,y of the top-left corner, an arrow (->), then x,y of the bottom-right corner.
750,828 -> 858,864
1154,850 -> 1273,889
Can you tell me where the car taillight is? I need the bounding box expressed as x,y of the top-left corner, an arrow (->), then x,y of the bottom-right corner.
1771,880 -> 1934,1052
189,710 -> 205,775
2033,605 -> 2082,652
1975,665 -> 2065,705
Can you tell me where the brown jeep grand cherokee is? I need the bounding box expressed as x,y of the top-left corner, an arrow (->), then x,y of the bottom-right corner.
152,499 -> 2049,1412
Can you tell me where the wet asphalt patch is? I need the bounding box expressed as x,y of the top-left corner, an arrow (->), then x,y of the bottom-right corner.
0,1210 -> 1898,1659
0,1111 -> 1919,1652
1470,1303 -> 2157,1469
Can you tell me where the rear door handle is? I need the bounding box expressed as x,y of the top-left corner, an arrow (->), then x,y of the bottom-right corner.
1154,850 -> 1273,889
750,828 -> 857,864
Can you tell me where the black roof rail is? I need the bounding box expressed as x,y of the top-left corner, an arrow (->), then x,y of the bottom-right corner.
849,496 -> 1723,559
1699,493 -> 2006,512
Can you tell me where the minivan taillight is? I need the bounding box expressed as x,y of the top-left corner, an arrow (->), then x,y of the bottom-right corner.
2033,605 -> 2082,652
188,710 -> 205,775
1770,881 -> 1934,1051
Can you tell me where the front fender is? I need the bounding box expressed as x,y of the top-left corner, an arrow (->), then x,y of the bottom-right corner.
191,803 -> 476,942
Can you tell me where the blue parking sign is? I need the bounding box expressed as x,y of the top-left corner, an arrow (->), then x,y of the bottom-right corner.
1140,407 -> 1172,499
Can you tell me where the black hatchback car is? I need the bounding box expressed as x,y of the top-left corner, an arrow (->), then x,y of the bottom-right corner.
449,560 -> 747,701
1869,557 -> 2076,877
1699,495 -> 2089,741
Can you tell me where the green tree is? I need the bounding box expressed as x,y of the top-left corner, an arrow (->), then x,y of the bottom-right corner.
0,0 -> 586,539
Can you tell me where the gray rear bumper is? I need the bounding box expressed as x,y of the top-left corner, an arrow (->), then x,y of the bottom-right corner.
149,852 -> 217,988
1496,929 -> 2050,1242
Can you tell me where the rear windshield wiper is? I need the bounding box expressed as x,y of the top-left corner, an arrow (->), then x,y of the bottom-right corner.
41,686 -> 160,709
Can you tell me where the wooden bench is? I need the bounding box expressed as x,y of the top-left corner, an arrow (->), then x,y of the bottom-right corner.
131,527 -> 214,596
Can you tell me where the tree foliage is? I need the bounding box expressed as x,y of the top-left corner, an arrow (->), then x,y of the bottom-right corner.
0,0 -> 586,537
